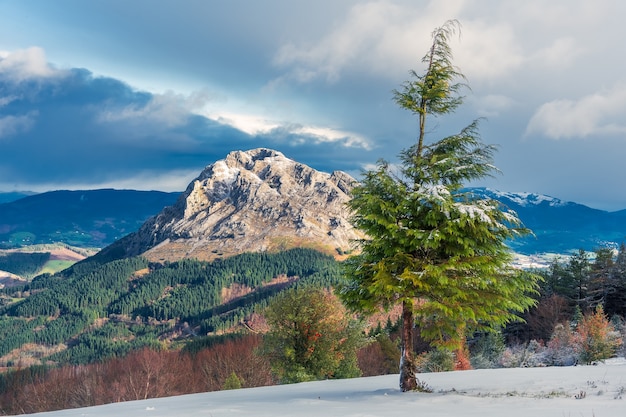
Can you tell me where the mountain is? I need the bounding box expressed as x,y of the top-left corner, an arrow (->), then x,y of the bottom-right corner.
0,192 -> 36,204
99,148 -> 361,262
0,189 -> 179,248
471,187 -> 626,254
2,160 -> 624,258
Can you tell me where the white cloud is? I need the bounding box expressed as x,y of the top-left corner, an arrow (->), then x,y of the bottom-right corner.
0,47 -> 64,82
525,86 -> 626,139
272,1 -> 463,84
453,21 -> 524,82
528,37 -> 582,70
208,111 -> 281,135
0,112 -> 37,139
203,109 -> 372,149
291,125 -> 372,149
98,90 -> 211,127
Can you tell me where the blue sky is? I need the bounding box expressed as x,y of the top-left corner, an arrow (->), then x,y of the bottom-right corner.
1,0 -> 626,210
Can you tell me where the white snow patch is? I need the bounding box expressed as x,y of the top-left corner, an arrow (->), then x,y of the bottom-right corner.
212,160 -> 240,184
455,202 -> 493,224
35,360 -> 626,417
483,188 -> 566,207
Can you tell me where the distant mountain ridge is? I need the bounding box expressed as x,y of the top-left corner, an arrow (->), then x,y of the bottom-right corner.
2,158 -> 625,256
0,189 -> 179,248
470,187 -> 626,254
0,192 -> 36,204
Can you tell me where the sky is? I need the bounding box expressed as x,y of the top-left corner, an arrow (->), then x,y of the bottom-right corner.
2,0 -> 626,210
34,359 -> 626,417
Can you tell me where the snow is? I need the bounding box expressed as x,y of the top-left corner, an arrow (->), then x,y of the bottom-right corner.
481,188 -> 566,208
212,161 -> 240,185
31,359 -> 626,417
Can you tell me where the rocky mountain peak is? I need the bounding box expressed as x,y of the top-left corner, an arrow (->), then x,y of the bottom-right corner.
113,148 -> 361,262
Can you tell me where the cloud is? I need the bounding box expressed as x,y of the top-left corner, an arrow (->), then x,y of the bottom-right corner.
471,94 -> 517,117
525,86 -> 626,139
272,1 -> 461,84
98,90 -> 212,127
0,112 -> 37,139
97,90 -> 212,132
0,49 -> 376,191
453,21 -> 524,83
205,111 -> 282,136
528,37 -> 582,70
204,110 -> 372,150
0,47 -> 65,82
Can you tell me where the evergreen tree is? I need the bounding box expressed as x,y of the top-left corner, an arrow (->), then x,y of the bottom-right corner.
607,243 -> 626,316
588,247 -> 614,309
568,249 -> 591,308
340,20 -> 539,391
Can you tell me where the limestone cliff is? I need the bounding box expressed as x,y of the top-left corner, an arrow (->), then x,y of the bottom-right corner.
112,148 -> 360,262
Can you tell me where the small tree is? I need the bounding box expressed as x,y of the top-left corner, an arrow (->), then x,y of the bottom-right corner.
576,304 -> 622,363
263,286 -> 365,383
222,372 -> 243,390
340,20 -> 540,391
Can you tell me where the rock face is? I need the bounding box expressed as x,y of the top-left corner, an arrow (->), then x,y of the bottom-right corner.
117,148 -> 361,262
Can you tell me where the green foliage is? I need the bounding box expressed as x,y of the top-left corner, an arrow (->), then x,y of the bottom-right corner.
340,20 -> 540,390
222,371 -> 243,390
263,286 -> 366,383
537,245 -> 626,318
0,251 -> 51,278
0,248 -> 342,366
469,331 -> 506,369
392,19 -> 465,154
416,348 -> 455,373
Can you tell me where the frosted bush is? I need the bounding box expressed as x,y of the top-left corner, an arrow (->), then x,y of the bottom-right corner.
499,340 -> 549,368
544,323 -> 579,366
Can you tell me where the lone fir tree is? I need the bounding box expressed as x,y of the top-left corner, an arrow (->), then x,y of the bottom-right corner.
340,20 -> 539,391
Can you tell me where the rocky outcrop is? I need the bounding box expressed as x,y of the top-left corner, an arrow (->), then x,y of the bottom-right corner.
114,148 -> 361,262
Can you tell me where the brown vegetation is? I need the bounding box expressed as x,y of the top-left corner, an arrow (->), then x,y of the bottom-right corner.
0,334 -> 274,415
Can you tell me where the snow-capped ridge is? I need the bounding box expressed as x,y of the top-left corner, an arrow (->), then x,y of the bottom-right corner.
472,187 -> 569,208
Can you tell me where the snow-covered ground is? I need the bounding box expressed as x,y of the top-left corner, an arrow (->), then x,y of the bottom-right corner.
30,358 -> 626,417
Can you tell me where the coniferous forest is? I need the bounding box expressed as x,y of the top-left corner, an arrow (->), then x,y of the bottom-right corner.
0,244 -> 624,414
0,249 -> 341,367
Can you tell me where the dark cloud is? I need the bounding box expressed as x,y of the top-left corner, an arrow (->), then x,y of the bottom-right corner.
3,1 -> 626,211
0,65 -> 375,191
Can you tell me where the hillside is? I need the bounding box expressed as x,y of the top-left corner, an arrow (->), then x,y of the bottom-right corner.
0,244 -> 94,284
0,189 -> 179,248
0,192 -> 35,205
0,150 -> 361,370
0,249 -> 342,368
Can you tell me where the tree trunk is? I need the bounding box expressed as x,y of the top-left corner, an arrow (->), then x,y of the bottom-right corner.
399,300 -> 417,391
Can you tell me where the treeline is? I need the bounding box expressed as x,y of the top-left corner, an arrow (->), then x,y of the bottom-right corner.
509,244 -> 626,343
0,248 -> 342,366
0,252 -> 50,278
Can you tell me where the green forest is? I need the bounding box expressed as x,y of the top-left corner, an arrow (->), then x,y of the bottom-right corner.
0,252 -> 51,279
0,248 -> 342,366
